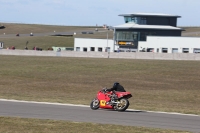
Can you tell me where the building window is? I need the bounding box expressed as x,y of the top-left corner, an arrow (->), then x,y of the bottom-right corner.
139,32 -> 157,41
147,48 -> 154,52
141,17 -> 147,24
182,48 -> 189,53
172,48 -> 178,53
133,32 -> 138,40
76,47 -> 80,51
98,47 -> 102,52
90,47 -> 95,51
162,48 -> 168,53
140,32 -> 146,41
105,47 -> 110,52
124,17 -> 132,23
116,31 -> 138,41
131,17 -> 137,23
124,17 -> 147,24
83,47 -> 87,52
194,48 -> 200,53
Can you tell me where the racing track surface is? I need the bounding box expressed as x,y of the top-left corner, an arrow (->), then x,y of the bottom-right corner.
0,100 -> 200,132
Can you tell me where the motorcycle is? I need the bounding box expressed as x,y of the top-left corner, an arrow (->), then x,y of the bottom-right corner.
90,88 -> 132,111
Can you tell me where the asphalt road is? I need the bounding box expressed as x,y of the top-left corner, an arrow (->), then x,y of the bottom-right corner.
0,100 -> 200,132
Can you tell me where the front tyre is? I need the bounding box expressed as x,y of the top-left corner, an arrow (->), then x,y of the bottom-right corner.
90,98 -> 100,110
115,98 -> 129,111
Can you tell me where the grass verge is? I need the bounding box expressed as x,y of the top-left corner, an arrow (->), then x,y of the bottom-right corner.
0,117 -> 190,133
1,36 -> 74,50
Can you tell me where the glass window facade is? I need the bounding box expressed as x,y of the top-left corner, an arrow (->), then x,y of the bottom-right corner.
139,32 -> 157,41
116,31 -> 139,41
115,31 -> 157,42
124,17 -> 147,24
76,47 -> 80,51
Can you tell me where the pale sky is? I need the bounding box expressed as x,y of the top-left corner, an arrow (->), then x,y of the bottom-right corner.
1,0 -> 200,26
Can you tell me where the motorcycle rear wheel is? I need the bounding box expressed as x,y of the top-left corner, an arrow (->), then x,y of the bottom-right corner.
90,98 -> 100,110
115,98 -> 129,111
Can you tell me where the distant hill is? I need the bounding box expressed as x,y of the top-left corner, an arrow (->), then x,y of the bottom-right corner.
181,26 -> 200,37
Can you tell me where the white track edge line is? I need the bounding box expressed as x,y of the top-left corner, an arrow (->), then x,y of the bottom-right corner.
0,99 -> 89,107
0,99 -> 199,117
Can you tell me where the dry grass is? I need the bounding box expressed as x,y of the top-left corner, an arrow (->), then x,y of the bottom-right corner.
1,36 -> 74,50
0,117 -> 190,133
0,23 -> 98,34
181,27 -> 200,32
0,55 -> 200,115
181,27 -> 200,37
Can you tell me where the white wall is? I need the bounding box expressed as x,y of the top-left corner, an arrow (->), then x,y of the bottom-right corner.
138,36 -> 200,53
1,49 -> 200,60
75,37 -> 200,54
74,38 -> 118,52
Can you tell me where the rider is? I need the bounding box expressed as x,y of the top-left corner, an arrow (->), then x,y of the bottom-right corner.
106,82 -> 126,92
104,82 -> 126,101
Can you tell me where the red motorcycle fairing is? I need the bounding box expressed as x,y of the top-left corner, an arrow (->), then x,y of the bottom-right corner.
115,91 -> 132,99
97,91 -> 113,109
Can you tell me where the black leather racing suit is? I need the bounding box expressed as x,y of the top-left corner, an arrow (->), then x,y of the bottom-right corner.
105,84 -> 126,101
106,84 -> 126,92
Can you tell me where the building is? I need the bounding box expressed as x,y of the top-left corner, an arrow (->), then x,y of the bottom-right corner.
114,13 -> 183,52
75,38 -> 114,52
139,36 -> 200,53
74,13 -> 200,53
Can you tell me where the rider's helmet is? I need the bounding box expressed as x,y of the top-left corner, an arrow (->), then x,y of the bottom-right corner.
113,82 -> 119,87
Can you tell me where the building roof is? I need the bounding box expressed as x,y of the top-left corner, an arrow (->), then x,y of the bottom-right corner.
114,23 -> 183,30
118,13 -> 181,18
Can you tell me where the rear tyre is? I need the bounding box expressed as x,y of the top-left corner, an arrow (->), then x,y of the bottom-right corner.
115,98 -> 129,111
90,98 -> 100,110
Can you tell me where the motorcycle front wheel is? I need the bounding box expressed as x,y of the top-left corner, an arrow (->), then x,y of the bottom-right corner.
115,98 -> 129,111
90,98 -> 100,110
